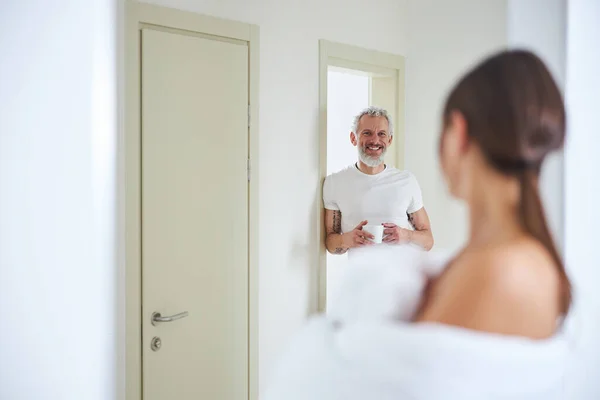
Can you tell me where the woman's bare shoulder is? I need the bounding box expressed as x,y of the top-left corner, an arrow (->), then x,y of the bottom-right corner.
479,237 -> 560,294
417,238 -> 562,339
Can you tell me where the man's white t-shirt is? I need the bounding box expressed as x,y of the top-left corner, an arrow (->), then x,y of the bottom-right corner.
323,164 -> 424,234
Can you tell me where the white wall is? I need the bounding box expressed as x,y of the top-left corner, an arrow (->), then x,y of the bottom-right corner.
137,0 -> 408,389
507,0 -> 566,253
565,0 -> 600,312
564,0 -> 600,397
404,0 -> 508,253
0,1 -> 119,399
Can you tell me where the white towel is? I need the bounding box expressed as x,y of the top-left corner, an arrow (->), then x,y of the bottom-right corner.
327,245 -> 450,322
264,246 -> 572,400
262,316 -> 569,400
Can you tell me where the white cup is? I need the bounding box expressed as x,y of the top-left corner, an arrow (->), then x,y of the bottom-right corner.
363,224 -> 384,244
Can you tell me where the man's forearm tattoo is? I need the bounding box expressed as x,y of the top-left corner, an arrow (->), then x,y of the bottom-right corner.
333,210 -> 342,234
408,212 -> 416,229
331,211 -> 347,254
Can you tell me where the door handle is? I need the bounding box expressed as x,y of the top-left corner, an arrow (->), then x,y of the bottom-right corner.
151,311 -> 189,326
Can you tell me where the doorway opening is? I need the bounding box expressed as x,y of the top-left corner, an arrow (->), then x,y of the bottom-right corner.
318,40 -> 405,312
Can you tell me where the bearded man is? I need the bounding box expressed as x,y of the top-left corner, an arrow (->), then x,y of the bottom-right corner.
323,106 -> 434,254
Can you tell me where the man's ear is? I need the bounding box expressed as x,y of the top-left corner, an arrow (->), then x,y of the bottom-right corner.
350,131 -> 358,146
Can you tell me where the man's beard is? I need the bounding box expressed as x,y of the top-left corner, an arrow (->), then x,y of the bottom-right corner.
358,144 -> 387,167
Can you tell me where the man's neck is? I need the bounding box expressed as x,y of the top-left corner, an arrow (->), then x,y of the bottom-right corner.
356,160 -> 385,175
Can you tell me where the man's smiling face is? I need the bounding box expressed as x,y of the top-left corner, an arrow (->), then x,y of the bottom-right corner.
351,115 -> 392,167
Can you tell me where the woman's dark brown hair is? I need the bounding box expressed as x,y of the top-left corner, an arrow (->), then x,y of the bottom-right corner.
442,49 -> 571,311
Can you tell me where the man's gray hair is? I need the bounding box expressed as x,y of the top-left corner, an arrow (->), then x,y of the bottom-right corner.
351,106 -> 394,137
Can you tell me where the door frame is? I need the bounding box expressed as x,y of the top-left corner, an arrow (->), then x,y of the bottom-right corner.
317,40 -> 405,312
124,3 -> 260,399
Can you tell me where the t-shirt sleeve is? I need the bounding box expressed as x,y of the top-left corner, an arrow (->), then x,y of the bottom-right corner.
322,176 -> 339,210
407,173 -> 424,214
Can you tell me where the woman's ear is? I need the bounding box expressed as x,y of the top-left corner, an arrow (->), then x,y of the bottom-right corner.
447,111 -> 469,153
441,111 -> 470,199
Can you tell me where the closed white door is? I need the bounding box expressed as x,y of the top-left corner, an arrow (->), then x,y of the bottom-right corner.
141,28 -> 249,400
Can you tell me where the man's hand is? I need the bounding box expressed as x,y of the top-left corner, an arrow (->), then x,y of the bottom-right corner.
342,220 -> 374,248
325,210 -> 374,254
382,208 -> 434,250
382,223 -> 412,244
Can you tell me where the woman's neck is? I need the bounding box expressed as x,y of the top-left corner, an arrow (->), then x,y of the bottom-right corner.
467,173 -> 524,246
